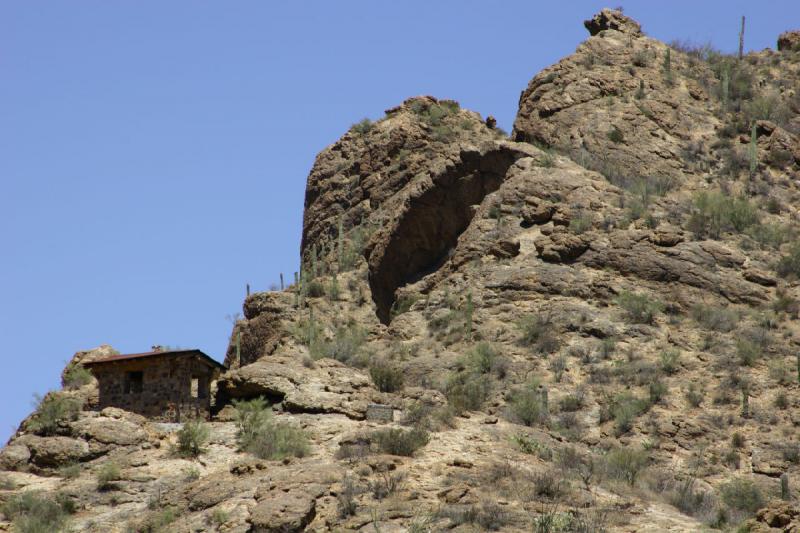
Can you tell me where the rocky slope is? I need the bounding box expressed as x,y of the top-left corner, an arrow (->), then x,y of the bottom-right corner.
3,8 -> 800,533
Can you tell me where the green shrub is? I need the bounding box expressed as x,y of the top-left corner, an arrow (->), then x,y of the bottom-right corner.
371,427 -> 429,456
736,339 -> 762,367
605,393 -> 650,435
306,279 -> 325,297
390,293 -> 419,319
175,419 -> 210,458
685,383 -> 704,408
210,508 -> 229,527
233,398 -> 309,460
96,461 -> 122,491
687,191 -> 758,238
607,127 -> 625,144
369,360 -> 404,392
508,384 -> 548,427
58,463 -> 81,479
310,322 -> 366,364
776,242 -> 800,279
690,304 -> 739,332
510,433 -> 552,460
604,447 -> 649,486
134,507 -> 178,533
549,355 -> 568,382
62,365 -> 93,390
516,315 -> 560,354
569,211 -> 592,234
25,393 -> 81,436
648,379 -> 668,404
1,491 -> 73,533
659,349 -> 681,374
351,118 -> 373,135
558,389 -> 585,412
466,342 -> 501,375
437,502 -> 510,531
720,477 -> 764,514
615,291 -> 663,324
444,371 -> 491,414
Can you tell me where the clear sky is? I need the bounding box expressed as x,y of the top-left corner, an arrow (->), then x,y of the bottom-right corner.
1,1 -> 797,442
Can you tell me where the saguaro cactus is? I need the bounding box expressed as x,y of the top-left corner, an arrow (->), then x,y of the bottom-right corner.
741,387 -> 749,418
749,123 -> 758,176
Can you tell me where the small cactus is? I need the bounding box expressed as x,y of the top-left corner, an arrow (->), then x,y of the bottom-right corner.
741,388 -> 749,418
540,386 -> 549,415
781,472 -> 790,500
749,123 -> 758,175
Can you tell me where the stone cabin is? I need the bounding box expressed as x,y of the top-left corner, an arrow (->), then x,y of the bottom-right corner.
84,348 -> 226,421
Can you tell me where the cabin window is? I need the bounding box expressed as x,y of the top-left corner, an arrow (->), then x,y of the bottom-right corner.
125,371 -> 143,394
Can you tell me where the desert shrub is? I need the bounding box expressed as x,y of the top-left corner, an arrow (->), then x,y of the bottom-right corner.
175,419 -> 210,458
62,365 -> 93,390
774,391 -> 790,410
569,211 -> 593,234
24,393 -> 81,436
390,293 -> 419,319
648,379 -> 668,405
444,371 -> 491,414
233,397 -> 309,460
599,337 -> 616,359
369,360 -> 404,392
59,463 -> 81,479
507,384 -> 548,427
736,339 -> 762,367
604,447 -> 649,486
549,355 -> 568,382
720,477 -> 764,514
747,223 -> 793,250
780,442 -> 800,464
401,401 -> 455,431
607,127 -> 625,144
667,477 -> 716,518
210,508 -> 229,527
690,304 -> 739,332
685,383 -> 704,408
310,322 -> 366,364
350,118 -> 373,134
776,242 -> 800,279
532,469 -> 564,499
731,432 -> 745,448
1,491 -> 73,533
306,279 -> 325,297
437,502 -> 510,531
133,507 -> 178,533
615,291 -> 663,324
369,471 -> 405,500
559,389 -> 585,412
371,427 -> 429,457
604,393 -> 650,435
516,314 -> 560,354
659,349 -> 681,374
511,434 -> 552,460
96,461 -> 122,491
337,475 -> 359,518
466,342 -> 502,375
687,191 -> 758,238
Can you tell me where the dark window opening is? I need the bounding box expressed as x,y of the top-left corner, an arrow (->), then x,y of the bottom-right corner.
191,376 -> 208,399
125,371 -> 143,394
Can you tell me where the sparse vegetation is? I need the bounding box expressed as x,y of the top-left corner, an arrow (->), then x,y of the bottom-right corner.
175,419 -> 210,458
24,392 -> 81,436
233,397 -> 309,460
615,291 -> 663,324
62,365 -> 93,389
508,383 -> 548,427
516,314 -> 560,354
687,191 -> 759,238
604,447 -> 648,486
444,370 -> 491,414
720,477 -> 764,515
369,359 -> 404,392
96,461 -> 122,491
371,427 -> 429,456
1,491 -> 74,533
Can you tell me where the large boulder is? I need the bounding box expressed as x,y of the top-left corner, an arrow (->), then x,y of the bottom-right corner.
14,435 -> 90,468
0,444 -> 31,471
217,355 -> 375,419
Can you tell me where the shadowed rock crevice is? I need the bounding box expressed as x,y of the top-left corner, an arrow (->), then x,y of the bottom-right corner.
369,146 -> 524,324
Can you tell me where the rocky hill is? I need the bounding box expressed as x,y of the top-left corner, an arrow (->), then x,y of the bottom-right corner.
3,9 -> 800,533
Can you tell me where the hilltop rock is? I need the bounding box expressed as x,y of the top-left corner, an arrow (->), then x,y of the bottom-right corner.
584,8 -> 642,36
778,30 -> 800,52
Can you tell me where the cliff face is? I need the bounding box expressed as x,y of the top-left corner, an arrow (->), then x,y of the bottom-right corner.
3,9 -> 800,533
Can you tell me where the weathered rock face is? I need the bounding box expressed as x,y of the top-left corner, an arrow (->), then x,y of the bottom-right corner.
778,30 -> 800,52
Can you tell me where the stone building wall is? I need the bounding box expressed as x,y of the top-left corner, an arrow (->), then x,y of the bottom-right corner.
92,355 -> 215,421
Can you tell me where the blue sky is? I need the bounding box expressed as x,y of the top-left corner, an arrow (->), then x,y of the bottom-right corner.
1,1 -> 797,442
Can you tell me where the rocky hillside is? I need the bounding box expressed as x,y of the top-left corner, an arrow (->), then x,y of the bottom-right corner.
3,9 -> 800,533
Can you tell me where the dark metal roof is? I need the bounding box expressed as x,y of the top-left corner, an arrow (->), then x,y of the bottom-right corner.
83,349 -> 226,370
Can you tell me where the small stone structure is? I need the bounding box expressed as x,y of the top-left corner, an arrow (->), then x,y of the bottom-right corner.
365,403 -> 395,423
84,348 -> 226,421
